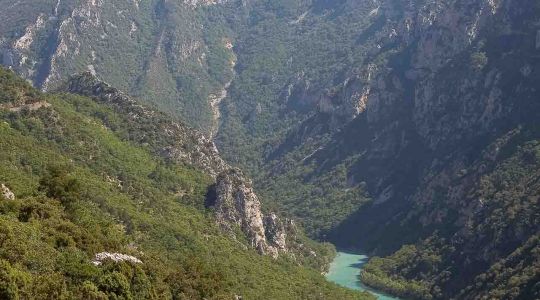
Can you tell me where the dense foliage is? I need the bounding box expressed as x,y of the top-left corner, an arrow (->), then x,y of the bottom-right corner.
362,139 -> 540,299
210,0 -> 385,238
0,67 -> 372,299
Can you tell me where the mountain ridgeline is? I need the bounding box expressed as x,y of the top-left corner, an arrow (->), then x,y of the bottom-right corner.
1,0 -> 540,299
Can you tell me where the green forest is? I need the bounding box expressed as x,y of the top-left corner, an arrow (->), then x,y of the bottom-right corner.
0,67 -> 371,299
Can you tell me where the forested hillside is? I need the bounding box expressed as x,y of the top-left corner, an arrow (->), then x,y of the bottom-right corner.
0,67 -> 371,299
1,0 -> 539,299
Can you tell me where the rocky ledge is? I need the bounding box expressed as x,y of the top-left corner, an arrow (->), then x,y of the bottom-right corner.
1,184 -> 15,200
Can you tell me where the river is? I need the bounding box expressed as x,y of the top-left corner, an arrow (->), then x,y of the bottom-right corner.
326,251 -> 400,300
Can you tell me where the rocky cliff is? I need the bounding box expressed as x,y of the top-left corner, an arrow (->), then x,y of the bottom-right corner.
210,168 -> 288,257
0,0 -> 235,132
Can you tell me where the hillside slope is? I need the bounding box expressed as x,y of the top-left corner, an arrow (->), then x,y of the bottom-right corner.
0,67 -> 372,299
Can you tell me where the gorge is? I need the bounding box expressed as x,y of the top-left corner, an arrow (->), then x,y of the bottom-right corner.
0,0 -> 539,299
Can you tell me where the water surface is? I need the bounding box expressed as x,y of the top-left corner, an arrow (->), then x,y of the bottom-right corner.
326,251 -> 399,300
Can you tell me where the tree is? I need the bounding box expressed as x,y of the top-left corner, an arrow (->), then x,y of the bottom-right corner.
470,52 -> 488,71
39,165 -> 82,207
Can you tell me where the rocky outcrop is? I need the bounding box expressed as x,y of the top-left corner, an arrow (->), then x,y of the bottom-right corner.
208,39 -> 236,138
263,213 -> 287,251
0,101 -> 51,112
211,169 -> 287,257
92,252 -> 142,266
183,0 -> 230,8
1,184 -> 15,200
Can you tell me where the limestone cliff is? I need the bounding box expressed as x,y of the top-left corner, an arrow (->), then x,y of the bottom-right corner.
210,168 -> 287,257
0,0 -> 235,132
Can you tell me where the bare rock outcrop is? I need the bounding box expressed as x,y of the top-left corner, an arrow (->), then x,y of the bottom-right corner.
183,0 -> 230,8
92,252 -> 142,266
1,184 -> 15,200
210,169 -> 288,257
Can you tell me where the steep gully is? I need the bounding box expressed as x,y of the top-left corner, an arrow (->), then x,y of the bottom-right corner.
209,40 -> 236,139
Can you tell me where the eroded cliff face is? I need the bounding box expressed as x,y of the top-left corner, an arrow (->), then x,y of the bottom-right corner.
211,169 -> 288,257
330,0 -> 539,228
0,0 -> 236,133
66,72 -> 295,258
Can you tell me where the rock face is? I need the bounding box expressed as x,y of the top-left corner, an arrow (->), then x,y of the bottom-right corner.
211,169 -> 287,257
1,184 -> 15,200
0,0 -> 236,132
66,73 -> 293,258
92,252 -> 142,266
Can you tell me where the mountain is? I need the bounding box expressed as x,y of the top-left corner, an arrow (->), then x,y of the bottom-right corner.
0,0 -> 238,133
1,0 -> 539,299
0,67 -> 371,299
211,0 -> 540,299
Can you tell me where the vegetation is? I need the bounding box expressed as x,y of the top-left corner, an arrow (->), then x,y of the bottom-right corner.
4,1 -> 540,299
0,67 -> 372,299
470,51 -> 488,71
362,137 -> 540,299
361,243 -> 443,300
210,0 -> 389,238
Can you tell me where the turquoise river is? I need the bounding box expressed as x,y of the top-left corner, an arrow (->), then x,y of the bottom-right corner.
326,251 -> 400,300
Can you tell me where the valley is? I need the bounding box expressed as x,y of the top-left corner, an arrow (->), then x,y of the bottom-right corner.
1,0 -> 539,299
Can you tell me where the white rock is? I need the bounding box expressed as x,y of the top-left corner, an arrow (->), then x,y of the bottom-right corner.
1,184 -> 15,200
92,252 -> 142,266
